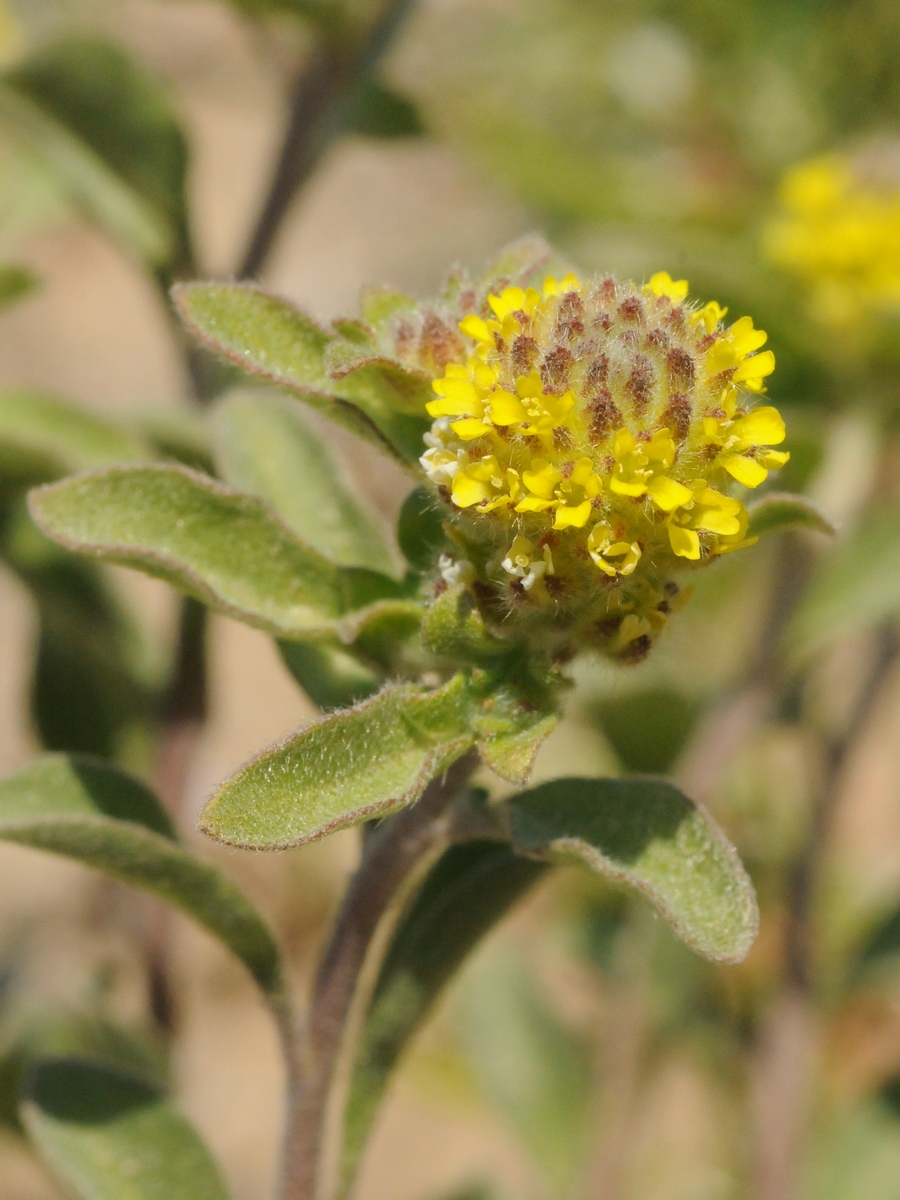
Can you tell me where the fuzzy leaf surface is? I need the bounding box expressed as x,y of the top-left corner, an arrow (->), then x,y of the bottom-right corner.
0,391 -> 149,482
173,283 -> 429,461
22,1058 -> 229,1200
28,464 -> 345,639
201,677 -> 474,849
211,390 -> 397,574
507,777 -> 758,963
0,755 -> 285,999
746,492 -> 835,540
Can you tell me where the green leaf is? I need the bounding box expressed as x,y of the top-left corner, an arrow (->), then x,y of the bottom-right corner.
802,1101 -> 900,1200
22,1058 -> 229,1200
7,37 -> 191,271
278,637 -> 381,710
211,389 -> 397,575
506,778 -> 758,963
477,235 -> 556,292
0,263 -> 37,310
397,485 -> 451,572
173,283 -> 429,462
28,464 -> 346,639
325,341 -> 434,416
200,676 -> 474,849
342,841 -> 547,1188
346,78 -> 425,138
746,492 -> 836,540
788,507 -> 900,661
475,700 -> 557,787
421,583 -> 509,664
0,83 -> 171,267
0,755 -> 286,1001
459,948 -> 590,1192
0,1009 -> 165,1132
588,688 -> 701,775
0,390 -> 150,483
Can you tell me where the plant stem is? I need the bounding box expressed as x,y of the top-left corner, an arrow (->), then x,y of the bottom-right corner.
277,751 -> 478,1200
238,0 -> 418,280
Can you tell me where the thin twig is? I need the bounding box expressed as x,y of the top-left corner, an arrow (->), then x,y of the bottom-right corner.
277,751 -> 478,1200
238,0 -> 418,280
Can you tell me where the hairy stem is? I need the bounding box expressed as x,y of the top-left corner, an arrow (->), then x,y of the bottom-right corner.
277,751 -> 478,1200
239,0 -> 418,280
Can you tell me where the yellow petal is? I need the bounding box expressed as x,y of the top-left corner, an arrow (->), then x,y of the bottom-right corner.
733,350 -> 776,384
669,523 -> 700,559
732,405 -> 786,447
761,449 -> 790,469
720,452 -> 768,488
489,390 -> 528,425
451,418 -> 493,441
522,459 -> 562,499
488,287 -> 526,319
647,475 -> 694,512
646,271 -> 689,302
452,472 -> 492,508
553,500 -> 593,530
515,495 -> 554,513
614,428 -> 636,458
609,475 -> 647,498
646,429 -> 676,466
728,316 -> 768,357
584,474 -> 603,499
572,457 -> 594,486
459,314 -> 492,343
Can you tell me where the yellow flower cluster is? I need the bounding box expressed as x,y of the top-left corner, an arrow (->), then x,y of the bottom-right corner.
765,152 -> 900,330
419,270 -> 787,659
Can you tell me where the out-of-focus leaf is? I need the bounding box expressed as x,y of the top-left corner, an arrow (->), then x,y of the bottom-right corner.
337,598 -> 425,670
746,492 -> 835,540
853,903 -> 900,983
7,37 -> 191,270
173,283 -> 429,462
130,407 -> 213,474
0,391 -> 150,482
477,235 -> 564,293
506,777 -> 758,963
325,341 -> 434,417
0,84 -> 171,266
0,755 -> 286,1002
0,264 -> 37,310
397,485 -> 451,572
459,948 -> 590,1193
22,1058 -> 229,1200
803,1101 -> 900,1200
346,78 -> 425,138
201,675 -> 474,849
0,1010 -> 165,1132
788,508 -> 900,661
588,687 -> 700,774
211,389 -> 397,575
28,464 -> 346,639
342,841 -> 547,1188
278,637 -> 381,710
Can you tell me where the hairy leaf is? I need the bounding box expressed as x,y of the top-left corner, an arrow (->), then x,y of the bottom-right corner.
22,1058 -> 229,1200
173,283 -> 429,461
0,755 -> 286,1000
396,485 -> 451,572
342,841 -> 547,1188
506,777 -> 758,963
201,676 -> 474,849
0,84 -> 171,266
746,492 -> 835,540
29,464 -> 346,639
0,391 -> 149,482
211,389 -> 397,574
7,37 -> 190,270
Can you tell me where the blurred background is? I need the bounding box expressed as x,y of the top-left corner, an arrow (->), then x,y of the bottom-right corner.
2,1 -> 900,1198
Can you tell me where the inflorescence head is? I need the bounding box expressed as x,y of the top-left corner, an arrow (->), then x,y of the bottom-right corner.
410,269 -> 786,663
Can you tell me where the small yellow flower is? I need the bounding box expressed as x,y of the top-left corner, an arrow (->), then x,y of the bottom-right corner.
413,259 -> 786,660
